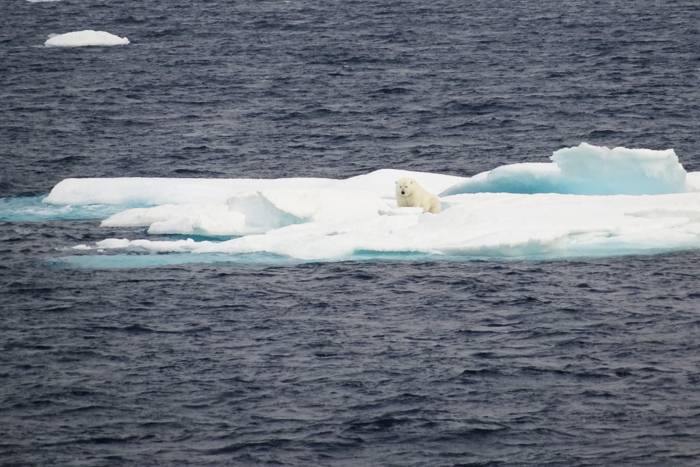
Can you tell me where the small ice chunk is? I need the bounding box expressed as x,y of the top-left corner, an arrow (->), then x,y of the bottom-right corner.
45,30 -> 130,47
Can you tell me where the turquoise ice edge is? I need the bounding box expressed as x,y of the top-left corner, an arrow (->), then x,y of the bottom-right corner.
48,245 -> 695,269
48,253 -> 302,269
0,196 -> 141,222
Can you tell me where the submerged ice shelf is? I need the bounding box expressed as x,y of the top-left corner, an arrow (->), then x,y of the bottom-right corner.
11,143 -> 700,266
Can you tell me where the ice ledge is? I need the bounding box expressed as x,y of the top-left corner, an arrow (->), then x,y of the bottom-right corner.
442,143 -> 689,196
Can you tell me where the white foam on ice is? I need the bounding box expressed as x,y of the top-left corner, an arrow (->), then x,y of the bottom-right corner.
40,144 -> 700,263
441,143 -> 689,196
44,30 -> 130,47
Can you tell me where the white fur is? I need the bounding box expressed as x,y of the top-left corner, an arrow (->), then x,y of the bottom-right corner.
395,177 -> 441,214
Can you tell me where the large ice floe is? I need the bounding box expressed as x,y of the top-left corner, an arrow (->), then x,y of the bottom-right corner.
30,143 -> 700,266
44,30 -> 130,47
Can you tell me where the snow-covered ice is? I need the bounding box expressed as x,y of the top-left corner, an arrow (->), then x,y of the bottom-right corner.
44,30 -> 130,47
38,143 -> 700,263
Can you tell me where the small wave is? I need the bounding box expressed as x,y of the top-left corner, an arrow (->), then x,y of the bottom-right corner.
373,86 -> 412,95
200,438 -> 295,455
443,99 -> 516,115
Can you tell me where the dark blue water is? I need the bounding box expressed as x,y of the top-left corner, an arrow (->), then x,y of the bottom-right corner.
3,0 -> 700,465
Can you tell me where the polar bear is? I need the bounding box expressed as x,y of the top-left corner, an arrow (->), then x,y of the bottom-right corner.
395,177 -> 441,214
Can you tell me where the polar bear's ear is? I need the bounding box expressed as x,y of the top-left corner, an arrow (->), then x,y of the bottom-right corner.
395,180 -> 399,185
409,179 -> 414,184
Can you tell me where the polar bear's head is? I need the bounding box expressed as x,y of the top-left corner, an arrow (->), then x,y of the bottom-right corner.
395,177 -> 417,198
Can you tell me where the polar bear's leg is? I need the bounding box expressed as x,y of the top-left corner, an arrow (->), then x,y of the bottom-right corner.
429,196 -> 441,214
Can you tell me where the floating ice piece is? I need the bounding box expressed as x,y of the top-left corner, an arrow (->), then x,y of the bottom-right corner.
44,30 -> 130,47
441,143 -> 688,196
27,144 -> 700,264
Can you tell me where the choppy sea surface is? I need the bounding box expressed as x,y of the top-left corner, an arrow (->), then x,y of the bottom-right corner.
3,0 -> 700,465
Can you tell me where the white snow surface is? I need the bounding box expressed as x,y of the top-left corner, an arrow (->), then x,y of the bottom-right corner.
44,30 -> 129,47
44,144 -> 700,261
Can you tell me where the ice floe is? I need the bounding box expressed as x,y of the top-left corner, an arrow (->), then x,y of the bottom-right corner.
44,30 -> 130,47
28,143 -> 700,264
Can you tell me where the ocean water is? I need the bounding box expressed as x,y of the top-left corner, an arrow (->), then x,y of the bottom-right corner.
3,0 -> 700,465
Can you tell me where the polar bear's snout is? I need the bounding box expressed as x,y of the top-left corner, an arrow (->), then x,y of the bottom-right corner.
396,178 -> 416,198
